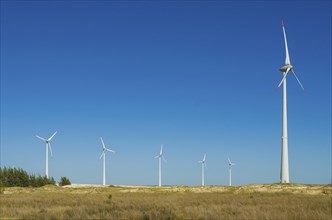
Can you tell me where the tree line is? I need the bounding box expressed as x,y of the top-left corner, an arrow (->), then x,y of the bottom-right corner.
0,167 -> 56,187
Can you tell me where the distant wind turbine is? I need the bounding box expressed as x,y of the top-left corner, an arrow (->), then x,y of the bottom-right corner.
277,20 -> 304,183
99,137 -> 115,186
35,131 -> 57,178
154,144 -> 166,187
198,154 -> 206,186
228,158 -> 235,186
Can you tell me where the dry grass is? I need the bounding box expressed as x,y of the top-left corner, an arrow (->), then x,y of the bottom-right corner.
0,184 -> 331,220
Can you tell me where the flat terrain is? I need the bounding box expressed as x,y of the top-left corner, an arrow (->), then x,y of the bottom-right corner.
1,184 -> 331,219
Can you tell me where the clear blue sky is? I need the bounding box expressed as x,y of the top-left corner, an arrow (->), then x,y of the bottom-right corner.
1,1 -> 331,186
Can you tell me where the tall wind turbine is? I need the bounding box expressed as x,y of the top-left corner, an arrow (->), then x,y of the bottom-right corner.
99,137 -> 115,186
154,144 -> 166,187
277,20 -> 304,183
198,154 -> 206,186
228,158 -> 235,186
35,131 -> 57,178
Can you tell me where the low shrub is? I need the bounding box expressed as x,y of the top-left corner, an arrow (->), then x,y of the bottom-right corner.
59,177 -> 71,186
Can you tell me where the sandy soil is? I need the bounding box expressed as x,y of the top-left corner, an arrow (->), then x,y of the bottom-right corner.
59,183 -> 331,195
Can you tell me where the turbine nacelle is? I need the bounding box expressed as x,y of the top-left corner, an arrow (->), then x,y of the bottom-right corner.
35,131 -> 57,143
199,153 -> 206,165
228,158 -> 235,167
99,137 -> 115,159
35,131 -> 57,157
155,144 -> 166,162
279,64 -> 293,73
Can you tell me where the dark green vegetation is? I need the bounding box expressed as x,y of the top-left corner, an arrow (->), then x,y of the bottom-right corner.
0,184 -> 331,220
0,167 -> 55,187
59,176 -> 71,186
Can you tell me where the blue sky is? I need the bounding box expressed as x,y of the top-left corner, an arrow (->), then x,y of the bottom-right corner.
1,1 -> 331,186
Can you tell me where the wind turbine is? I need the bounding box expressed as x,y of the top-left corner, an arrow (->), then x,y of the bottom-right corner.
198,154 -> 206,186
277,20 -> 304,183
35,131 -> 57,178
228,158 -> 235,186
154,144 -> 166,187
99,137 -> 115,186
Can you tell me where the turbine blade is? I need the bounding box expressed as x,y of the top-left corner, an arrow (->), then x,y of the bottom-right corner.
48,143 -> 53,158
203,153 -> 206,162
162,156 -> 167,163
99,152 -> 104,159
282,20 -> 291,65
228,158 -> 231,164
100,137 -> 106,149
154,155 -> 159,159
291,69 -> 304,90
277,68 -> 290,88
106,148 -> 115,153
35,135 -> 47,141
160,144 -> 163,156
198,161 -> 202,163
48,131 -> 57,141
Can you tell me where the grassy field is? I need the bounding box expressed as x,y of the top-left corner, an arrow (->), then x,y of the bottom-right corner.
0,184 -> 331,219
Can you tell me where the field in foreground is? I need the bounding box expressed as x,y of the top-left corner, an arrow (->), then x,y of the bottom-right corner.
0,184 -> 331,220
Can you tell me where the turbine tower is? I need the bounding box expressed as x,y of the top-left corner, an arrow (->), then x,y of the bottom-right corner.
277,20 -> 304,183
198,154 -> 206,186
228,158 -> 235,186
154,144 -> 166,187
35,131 -> 57,178
99,137 -> 115,186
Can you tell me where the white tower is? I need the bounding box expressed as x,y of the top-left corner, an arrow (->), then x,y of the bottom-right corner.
228,158 -> 235,186
198,154 -> 206,186
154,144 -> 166,187
35,131 -> 57,178
99,137 -> 115,186
277,20 -> 304,183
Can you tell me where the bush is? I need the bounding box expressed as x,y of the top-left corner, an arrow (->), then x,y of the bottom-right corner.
59,176 -> 71,186
107,194 -> 113,204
